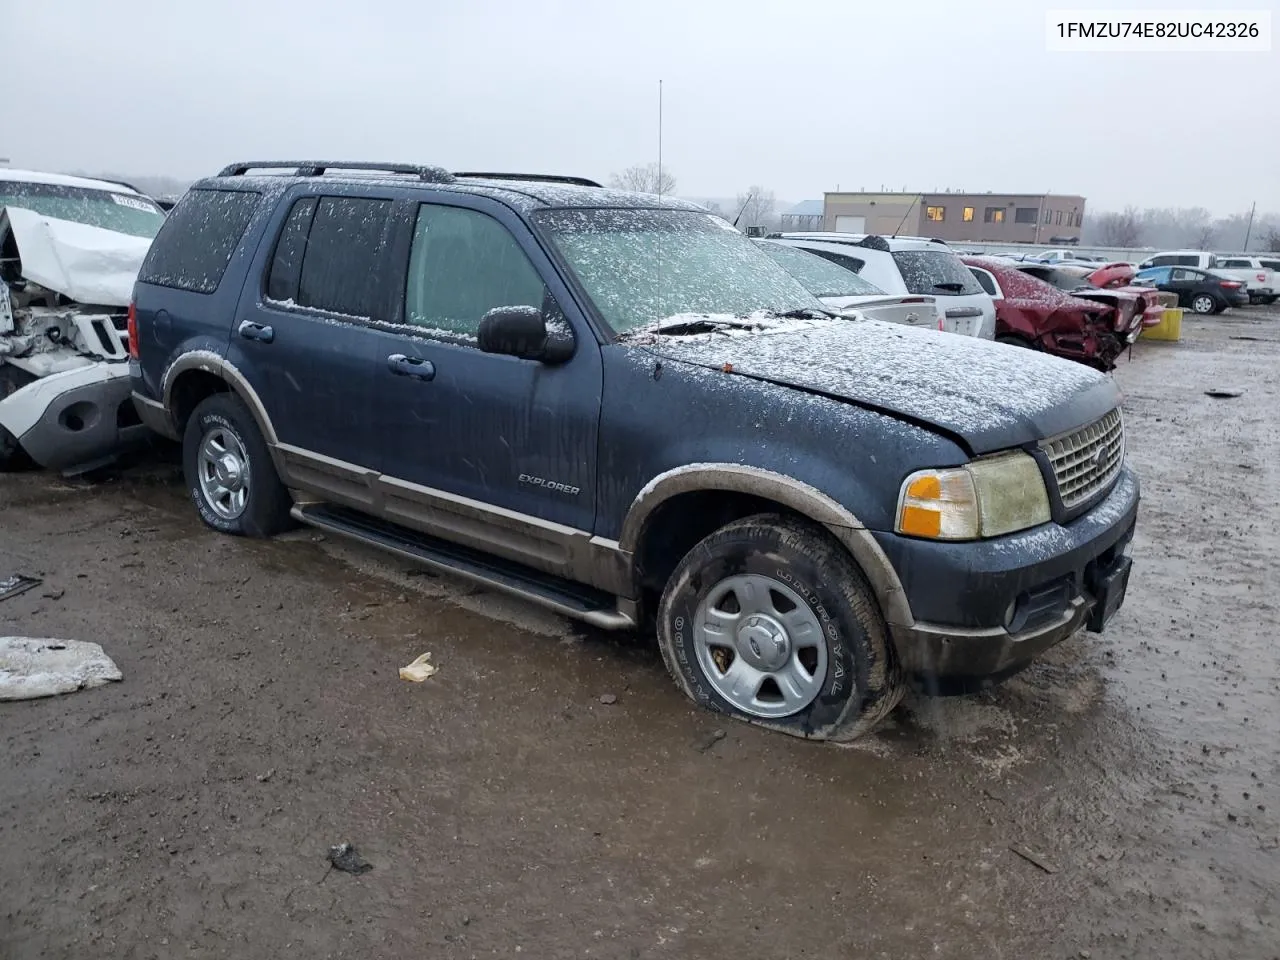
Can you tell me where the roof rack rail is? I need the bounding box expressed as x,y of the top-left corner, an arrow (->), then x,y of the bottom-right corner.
453,172 -> 602,188
217,161 -> 456,183
95,177 -> 145,195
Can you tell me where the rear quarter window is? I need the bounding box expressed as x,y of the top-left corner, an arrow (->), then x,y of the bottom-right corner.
891,250 -> 984,296
137,188 -> 262,293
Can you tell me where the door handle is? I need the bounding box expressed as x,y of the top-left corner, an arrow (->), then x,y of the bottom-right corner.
387,354 -> 435,381
238,320 -> 274,343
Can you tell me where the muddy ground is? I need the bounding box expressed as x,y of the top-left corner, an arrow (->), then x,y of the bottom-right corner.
2,308 -> 1278,959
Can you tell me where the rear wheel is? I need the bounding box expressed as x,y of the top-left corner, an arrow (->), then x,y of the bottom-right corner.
656,514 -> 902,741
182,393 -> 294,537
1191,294 -> 1217,315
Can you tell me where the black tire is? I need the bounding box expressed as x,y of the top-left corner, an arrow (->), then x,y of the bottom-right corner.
1191,294 -> 1217,315
0,365 -> 37,471
656,514 -> 902,741
1263,296 -> 1278,305
182,393 -> 294,537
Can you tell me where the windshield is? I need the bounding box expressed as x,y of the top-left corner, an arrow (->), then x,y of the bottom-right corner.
754,241 -> 884,297
533,208 -> 822,334
0,181 -> 166,239
891,250 -> 985,296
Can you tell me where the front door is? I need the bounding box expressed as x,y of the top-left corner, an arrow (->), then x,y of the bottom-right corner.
364,196 -> 602,545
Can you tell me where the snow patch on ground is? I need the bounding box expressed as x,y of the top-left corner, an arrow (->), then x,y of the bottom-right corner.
0,637 -> 123,701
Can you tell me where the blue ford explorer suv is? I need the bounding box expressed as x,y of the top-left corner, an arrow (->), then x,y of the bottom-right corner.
129,162 -> 1138,741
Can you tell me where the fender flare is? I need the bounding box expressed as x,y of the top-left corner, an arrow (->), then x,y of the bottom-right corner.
162,352 -> 280,447
618,463 -> 914,628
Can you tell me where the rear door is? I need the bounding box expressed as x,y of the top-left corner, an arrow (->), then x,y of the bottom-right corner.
363,195 -> 602,536
229,189 -> 396,474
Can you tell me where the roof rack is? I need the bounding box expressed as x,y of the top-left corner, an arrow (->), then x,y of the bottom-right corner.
217,161 -> 456,183
453,172 -> 602,188
95,177 -> 145,195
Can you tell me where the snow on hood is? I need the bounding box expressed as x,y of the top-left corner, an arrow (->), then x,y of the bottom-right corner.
1,206 -> 151,307
643,318 -> 1121,454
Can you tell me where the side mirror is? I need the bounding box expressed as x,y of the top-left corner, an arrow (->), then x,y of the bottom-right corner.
477,305 -> 575,364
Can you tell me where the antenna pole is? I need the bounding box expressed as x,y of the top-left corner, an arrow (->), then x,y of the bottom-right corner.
657,80 -> 664,198
1243,200 -> 1257,251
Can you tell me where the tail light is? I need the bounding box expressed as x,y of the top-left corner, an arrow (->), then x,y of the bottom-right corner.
1259,273 -> 1267,283
127,300 -> 138,359
1220,280 -> 1243,289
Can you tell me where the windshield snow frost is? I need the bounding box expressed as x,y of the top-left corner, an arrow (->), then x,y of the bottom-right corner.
534,208 -> 823,335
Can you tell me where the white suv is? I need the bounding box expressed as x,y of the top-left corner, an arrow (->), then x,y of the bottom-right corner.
1213,255 -> 1276,304
771,233 -> 996,338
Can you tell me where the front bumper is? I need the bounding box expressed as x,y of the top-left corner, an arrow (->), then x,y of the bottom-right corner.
0,361 -> 150,472
875,466 -> 1140,680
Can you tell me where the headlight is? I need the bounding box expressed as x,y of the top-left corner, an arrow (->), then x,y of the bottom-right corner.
896,452 -> 1051,540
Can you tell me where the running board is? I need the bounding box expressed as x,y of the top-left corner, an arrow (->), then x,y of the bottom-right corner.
291,502 -> 636,630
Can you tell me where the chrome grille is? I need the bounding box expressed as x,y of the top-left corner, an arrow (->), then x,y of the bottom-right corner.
1042,409 -> 1124,510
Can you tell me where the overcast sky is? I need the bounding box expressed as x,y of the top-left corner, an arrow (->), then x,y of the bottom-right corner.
5,0 -> 1277,214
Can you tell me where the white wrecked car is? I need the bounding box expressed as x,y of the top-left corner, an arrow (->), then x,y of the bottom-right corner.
0,169 -> 164,472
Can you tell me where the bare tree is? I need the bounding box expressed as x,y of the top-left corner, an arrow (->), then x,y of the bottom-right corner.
733,185 -> 778,233
608,163 -> 676,196
1097,206 -> 1142,247
1263,227 -> 1280,253
1192,223 -> 1216,250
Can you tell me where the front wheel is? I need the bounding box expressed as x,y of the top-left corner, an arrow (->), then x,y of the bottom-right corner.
182,393 -> 294,537
657,514 -> 902,741
0,365 -> 37,471
1191,294 -> 1217,315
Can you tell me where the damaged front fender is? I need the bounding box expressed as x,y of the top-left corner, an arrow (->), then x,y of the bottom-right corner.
1,205 -> 153,472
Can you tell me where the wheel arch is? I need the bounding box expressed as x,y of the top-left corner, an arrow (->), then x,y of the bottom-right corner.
620,464 -> 913,628
162,352 -> 280,449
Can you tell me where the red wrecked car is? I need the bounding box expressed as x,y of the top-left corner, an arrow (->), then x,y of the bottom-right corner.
962,256 -> 1143,371
1016,261 -> 1170,328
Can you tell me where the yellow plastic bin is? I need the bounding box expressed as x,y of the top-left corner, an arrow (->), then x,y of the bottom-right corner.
1143,307 -> 1183,342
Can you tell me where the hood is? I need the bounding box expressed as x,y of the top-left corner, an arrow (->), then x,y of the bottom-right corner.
645,318 -> 1120,454
1,206 -> 151,307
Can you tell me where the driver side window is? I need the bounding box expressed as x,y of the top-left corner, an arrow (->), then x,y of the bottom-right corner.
404,204 -> 547,339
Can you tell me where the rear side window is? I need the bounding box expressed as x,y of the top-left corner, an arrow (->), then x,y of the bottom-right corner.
969,267 -> 997,297
404,204 -> 546,338
806,248 -> 866,274
137,188 -> 261,293
891,250 -> 984,296
265,198 -> 318,302
293,197 -> 392,317
1219,259 -> 1249,268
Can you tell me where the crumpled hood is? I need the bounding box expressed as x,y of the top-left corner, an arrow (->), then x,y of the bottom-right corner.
646,318 -> 1120,454
1,206 -> 151,307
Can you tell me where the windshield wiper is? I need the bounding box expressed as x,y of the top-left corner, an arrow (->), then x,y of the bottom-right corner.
765,307 -> 838,320
643,316 -> 760,337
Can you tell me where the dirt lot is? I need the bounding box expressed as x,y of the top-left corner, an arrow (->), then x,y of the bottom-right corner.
3,308 -> 1279,960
